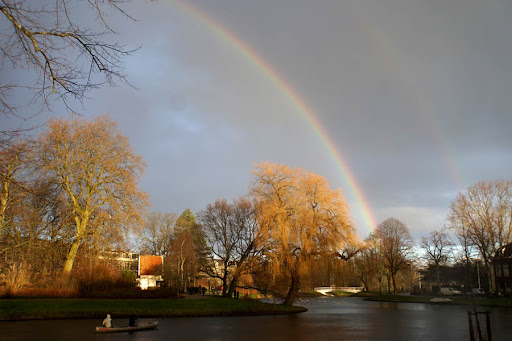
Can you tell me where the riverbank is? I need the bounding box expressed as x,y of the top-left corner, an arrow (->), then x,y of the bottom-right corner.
0,297 -> 307,321
298,290 -> 512,308
362,294 -> 512,307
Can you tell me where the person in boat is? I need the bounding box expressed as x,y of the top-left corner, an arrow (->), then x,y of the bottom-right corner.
103,314 -> 112,328
129,314 -> 138,327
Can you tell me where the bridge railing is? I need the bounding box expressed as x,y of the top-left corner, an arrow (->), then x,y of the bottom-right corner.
314,286 -> 363,293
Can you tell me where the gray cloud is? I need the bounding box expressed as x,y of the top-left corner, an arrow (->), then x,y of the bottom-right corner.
2,0 -> 512,241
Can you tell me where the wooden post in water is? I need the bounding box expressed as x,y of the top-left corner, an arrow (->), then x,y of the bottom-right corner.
468,311 -> 492,341
485,311 -> 492,341
468,312 -> 475,341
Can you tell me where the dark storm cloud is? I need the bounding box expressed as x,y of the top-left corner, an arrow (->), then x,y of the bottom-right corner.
2,0 -> 512,239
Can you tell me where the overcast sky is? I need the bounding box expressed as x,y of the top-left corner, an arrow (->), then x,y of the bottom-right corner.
3,0 -> 512,240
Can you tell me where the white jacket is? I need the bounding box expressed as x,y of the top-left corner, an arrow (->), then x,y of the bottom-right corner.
103,314 -> 112,328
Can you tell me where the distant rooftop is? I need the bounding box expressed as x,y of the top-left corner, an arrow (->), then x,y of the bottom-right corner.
495,243 -> 512,258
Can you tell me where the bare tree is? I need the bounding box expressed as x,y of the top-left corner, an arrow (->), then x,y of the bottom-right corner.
448,180 -> 512,289
355,233 -> 383,292
0,0 -> 136,124
420,230 -> 454,289
0,140 -> 26,235
199,197 -> 261,298
5,180 -> 73,278
375,218 -> 413,295
198,199 -> 232,296
35,115 -> 148,275
138,212 -> 177,256
1,140 -> 76,284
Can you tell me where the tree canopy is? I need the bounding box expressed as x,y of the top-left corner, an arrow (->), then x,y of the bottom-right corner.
251,162 -> 354,305
375,217 -> 413,295
35,115 -> 148,274
448,180 -> 512,289
198,197 -> 260,297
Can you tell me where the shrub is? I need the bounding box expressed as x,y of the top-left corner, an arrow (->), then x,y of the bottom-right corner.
72,259 -> 137,297
0,263 -> 31,296
0,287 -> 78,298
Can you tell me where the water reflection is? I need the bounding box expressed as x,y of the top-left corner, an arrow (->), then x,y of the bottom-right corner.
1,297 -> 511,340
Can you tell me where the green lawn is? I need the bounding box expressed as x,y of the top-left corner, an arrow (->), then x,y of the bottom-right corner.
0,297 -> 307,321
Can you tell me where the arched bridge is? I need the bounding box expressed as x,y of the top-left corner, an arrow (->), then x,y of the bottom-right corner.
314,286 -> 363,296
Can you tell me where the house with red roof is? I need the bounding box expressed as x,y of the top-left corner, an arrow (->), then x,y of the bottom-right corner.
137,255 -> 164,290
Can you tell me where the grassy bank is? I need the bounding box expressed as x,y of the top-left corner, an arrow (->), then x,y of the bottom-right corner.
0,297 -> 307,321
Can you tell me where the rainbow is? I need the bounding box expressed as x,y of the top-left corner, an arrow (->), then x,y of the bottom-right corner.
169,0 -> 378,234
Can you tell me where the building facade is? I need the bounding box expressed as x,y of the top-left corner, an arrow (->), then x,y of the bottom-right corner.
492,243 -> 512,296
137,255 -> 164,290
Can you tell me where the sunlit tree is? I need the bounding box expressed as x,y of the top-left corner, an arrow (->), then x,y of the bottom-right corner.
35,115 -> 148,275
251,162 -> 355,305
1,140 -> 77,286
0,141 -> 27,236
448,180 -> 512,289
165,228 -> 197,295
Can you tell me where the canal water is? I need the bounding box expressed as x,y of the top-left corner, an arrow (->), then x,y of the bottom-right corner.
1,297 -> 511,340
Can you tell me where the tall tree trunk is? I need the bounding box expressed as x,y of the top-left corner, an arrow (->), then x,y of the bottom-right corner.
392,273 -> 397,295
63,238 -> 81,275
226,274 -> 238,298
221,275 -> 228,297
181,258 -> 186,293
283,270 -> 300,306
361,274 -> 367,292
377,271 -> 383,295
63,217 -> 88,275
178,239 -> 186,294
436,264 -> 441,289
0,181 -> 7,233
327,256 -> 332,285
176,258 -> 181,297
485,263 -> 493,292
226,262 -> 246,298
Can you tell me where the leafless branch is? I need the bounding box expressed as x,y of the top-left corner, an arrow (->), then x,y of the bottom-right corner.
0,0 -> 137,130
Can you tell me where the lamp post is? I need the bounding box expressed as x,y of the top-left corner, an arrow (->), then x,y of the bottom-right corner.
477,260 -> 481,289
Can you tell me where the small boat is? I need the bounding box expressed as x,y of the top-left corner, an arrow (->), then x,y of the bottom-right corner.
95,321 -> 159,333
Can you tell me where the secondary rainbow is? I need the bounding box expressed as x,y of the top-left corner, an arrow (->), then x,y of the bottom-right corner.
170,0 -> 378,233
346,2 -> 464,188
